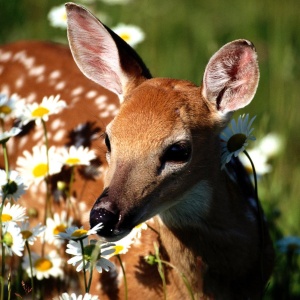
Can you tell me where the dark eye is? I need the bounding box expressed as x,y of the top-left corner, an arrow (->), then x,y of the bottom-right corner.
105,134 -> 111,152
161,141 -> 191,164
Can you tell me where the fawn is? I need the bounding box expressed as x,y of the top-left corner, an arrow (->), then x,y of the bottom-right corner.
0,2 -> 274,299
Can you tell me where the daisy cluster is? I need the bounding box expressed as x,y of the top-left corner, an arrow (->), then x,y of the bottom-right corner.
48,1 -> 145,48
0,93 -> 148,298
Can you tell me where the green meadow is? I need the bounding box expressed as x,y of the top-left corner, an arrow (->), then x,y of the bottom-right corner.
1,0 -> 300,298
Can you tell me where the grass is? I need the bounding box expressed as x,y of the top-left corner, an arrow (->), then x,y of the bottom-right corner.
1,0 -> 300,298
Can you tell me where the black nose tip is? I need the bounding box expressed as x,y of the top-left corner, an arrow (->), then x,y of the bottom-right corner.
90,207 -> 120,237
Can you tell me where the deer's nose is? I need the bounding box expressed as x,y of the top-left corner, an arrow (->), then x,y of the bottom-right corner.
89,188 -> 120,238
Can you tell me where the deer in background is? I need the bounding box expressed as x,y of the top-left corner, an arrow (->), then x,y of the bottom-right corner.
0,2 -> 274,299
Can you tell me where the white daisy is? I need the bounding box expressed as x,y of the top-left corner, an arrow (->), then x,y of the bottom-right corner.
22,250 -> 64,280
2,222 -> 25,256
16,95 -> 66,126
20,220 -> 46,245
112,23 -> 145,48
54,292 -> 99,300
1,202 -> 28,223
59,146 -> 97,166
48,5 -> 67,29
220,114 -> 256,169
57,223 -> 103,241
257,133 -> 283,158
105,222 -> 148,257
0,169 -> 27,201
45,211 -> 74,246
0,93 -> 18,119
239,148 -> 271,176
0,127 -> 21,144
16,145 -> 63,185
66,238 -> 115,273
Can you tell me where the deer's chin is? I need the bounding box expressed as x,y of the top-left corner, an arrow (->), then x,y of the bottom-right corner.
96,228 -> 131,242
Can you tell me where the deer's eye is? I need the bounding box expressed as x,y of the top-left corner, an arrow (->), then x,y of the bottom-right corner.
105,134 -> 111,152
161,141 -> 191,164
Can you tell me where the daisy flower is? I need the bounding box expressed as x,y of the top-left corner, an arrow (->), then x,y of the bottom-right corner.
22,250 -> 64,280
55,292 -> 99,300
239,148 -> 271,176
20,220 -> 46,245
59,146 -> 97,166
48,5 -> 67,29
2,222 -> 25,256
257,133 -> 283,158
0,93 -> 18,119
17,95 -> 66,126
105,222 -> 148,257
1,202 -> 28,223
16,145 -> 63,185
66,238 -> 115,273
112,23 -> 145,48
276,236 -> 300,255
0,169 -> 27,201
45,211 -> 74,246
0,127 -> 21,144
220,114 -> 256,169
57,222 -> 103,241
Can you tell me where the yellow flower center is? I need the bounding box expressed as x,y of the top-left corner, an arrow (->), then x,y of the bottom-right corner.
120,33 -> 130,43
31,106 -> 49,118
0,105 -> 12,115
71,229 -> 88,238
113,245 -> 124,255
227,133 -> 247,153
34,258 -> 53,272
53,224 -> 67,235
32,163 -> 48,177
1,214 -> 12,222
22,230 -> 33,240
65,157 -> 80,165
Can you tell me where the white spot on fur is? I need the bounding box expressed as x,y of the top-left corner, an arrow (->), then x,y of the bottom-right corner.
49,70 -> 61,80
29,65 -> 45,77
55,81 -> 66,90
0,51 -> 12,62
36,75 -> 45,83
26,92 -> 37,103
95,95 -> 108,106
50,119 -> 62,131
32,128 -> 44,141
15,76 -> 25,89
71,86 -> 84,96
53,129 -> 66,142
13,51 -> 35,69
86,90 -> 97,99
107,104 -> 117,111
99,110 -> 110,118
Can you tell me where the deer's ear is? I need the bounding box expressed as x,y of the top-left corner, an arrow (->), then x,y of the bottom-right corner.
202,40 -> 259,115
65,3 -> 151,101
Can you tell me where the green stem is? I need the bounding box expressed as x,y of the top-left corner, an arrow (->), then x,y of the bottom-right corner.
79,239 -> 88,293
117,255 -> 128,300
87,264 -> 94,293
2,143 -> 9,180
154,243 -> 167,300
159,259 -> 195,300
243,150 -> 265,295
66,166 -> 75,219
25,241 -> 35,300
0,276 -> 4,300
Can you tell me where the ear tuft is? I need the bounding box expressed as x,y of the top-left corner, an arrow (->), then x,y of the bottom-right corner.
202,39 -> 259,115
